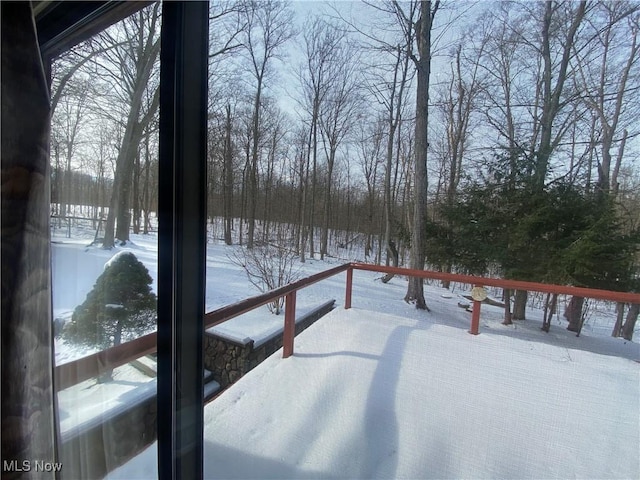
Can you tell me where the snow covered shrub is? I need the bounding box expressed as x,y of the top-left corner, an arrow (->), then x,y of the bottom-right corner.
229,244 -> 301,314
64,251 -> 156,350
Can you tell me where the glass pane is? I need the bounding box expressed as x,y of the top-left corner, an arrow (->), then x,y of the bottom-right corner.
50,4 -> 160,478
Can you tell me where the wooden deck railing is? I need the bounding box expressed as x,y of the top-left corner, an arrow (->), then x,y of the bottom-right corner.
55,263 -> 350,391
55,262 -> 640,392
347,264 -> 640,335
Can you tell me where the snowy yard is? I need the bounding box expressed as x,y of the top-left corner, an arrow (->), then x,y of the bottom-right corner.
52,229 -> 639,479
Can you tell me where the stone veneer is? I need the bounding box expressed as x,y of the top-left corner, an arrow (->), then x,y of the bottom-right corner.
204,300 -> 336,391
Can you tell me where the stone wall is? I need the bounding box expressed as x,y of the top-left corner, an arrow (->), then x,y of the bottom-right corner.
204,338 -> 252,389
204,300 -> 335,390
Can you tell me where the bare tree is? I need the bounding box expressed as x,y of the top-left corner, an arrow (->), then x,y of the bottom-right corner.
345,1 -> 418,279
229,244 -> 301,314
318,35 -> 361,260
574,1 -> 640,196
401,0 -> 440,310
222,104 -> 235,245
433,39 -> 484,288
534,0 -> 588,188
241,0 -> 295,249
50,77 -> 92,218
621,303 -> 639,341
297,16 -> 348,261
87,122 -> 118,224
381,45 -> 412,280
292,126 -> 310,261
99,3 -> 161,248
261,101 -> 289,244
50,40 -> 123,118
474,3 -> 525,183
356,118 -> 385,259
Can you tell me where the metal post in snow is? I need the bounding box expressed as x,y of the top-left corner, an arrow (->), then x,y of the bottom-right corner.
283,291 -> 296,358
345,267 -> 353,309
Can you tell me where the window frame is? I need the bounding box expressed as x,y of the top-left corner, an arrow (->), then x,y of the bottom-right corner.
37,2 -> 210,478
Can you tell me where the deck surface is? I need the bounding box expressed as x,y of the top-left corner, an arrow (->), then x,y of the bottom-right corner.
199,307 -> 639,479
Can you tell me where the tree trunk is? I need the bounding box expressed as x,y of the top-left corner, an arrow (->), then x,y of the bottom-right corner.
223,104 -> 233,245
262,128 -> 278,245
565,295 -> 585,332
502,288 -> 512,325
382,47 -> 404,283
320,146 -> 336,260
512,289 -> 527,320
612,302 -> 625,337
381,241 -> 399,284
404,0 -> 438,311
115,127 -> 141,243
61,140 -> 73,218
239,147 -> 249,246
104,117 -> 140,247
309,119 -> 318,260
52,143 -> 61,215
621,303 -> 639,341
132,150 -> 141,234
441,262 -> 452,290
114,320 -> 123,347
98,319 -> 121,383
102,7 -> 160,248
247,78 -> 263,249
106,102 -> 159,246
535,1 -> 586,189
142,134 -> 151,235
298,152 -> 308,263
541,293 -> 557,333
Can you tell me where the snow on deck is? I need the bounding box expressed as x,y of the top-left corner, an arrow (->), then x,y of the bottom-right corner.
109,307 -> 639,479
57,364 -> 156,442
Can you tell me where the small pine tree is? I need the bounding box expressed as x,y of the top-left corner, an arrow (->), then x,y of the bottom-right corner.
65,251 -> 156,350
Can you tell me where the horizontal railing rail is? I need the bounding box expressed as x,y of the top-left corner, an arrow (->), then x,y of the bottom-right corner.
349,263 -> 640,304
56,332 -> 158,391
55,261 -> 640,391
347,263 -> 640,335
204,264 -> 349,328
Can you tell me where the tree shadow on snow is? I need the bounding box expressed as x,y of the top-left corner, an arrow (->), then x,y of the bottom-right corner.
297,318 -> 432,479
481,315 -> 639,363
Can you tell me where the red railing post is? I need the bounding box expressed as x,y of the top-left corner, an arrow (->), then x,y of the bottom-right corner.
345,267 -> 353,309
283,291 -> 297,358
469,300 -> 481,335
468,285 -> 487,335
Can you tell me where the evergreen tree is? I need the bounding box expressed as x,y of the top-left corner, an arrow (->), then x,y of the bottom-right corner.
430,168 -> 638,332
65,251 -> 156,349
561,198 -> 638,291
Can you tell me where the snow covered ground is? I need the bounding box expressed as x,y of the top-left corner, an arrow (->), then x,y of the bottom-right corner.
109,304 -> 639,479
52,226 -> 639,479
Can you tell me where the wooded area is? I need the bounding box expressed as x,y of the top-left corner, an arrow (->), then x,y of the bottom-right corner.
50,0 -> 639,336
